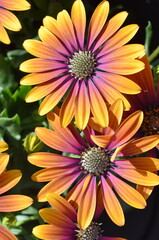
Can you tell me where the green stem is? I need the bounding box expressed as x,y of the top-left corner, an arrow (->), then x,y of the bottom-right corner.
148,46 -> 159,63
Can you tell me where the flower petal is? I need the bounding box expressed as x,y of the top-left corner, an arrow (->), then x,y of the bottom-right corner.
35,127 -> 80,155
98,24 -> 139,56
99,59 -> 144,75
101,176 -> 125,226
38,79 -> 73,115
78,175 -> 96,230
121,135 -> 159,156
37,171 -> 82,202
109,173 -> 146,209
60,82 -> 78,127
0,226 -> 18,240
33,225 -> 73,240
0,8 -> 21,31
28,152 -> 79,168
75,80 -> 90,130
0,140 -> 8,152
91,135 -> 113,148
0,0 -> 31,10
71,0 -> 86,49
88,80 -> 108,127
113,168 -> 159,186
108,110 -> 143,150
23,39 -> 66,60
57,10 -> 78,49
109,99 -> 124,130
39,208 -> 76,229
0,23 -> 10,44
97,72 -> 141,94
0,195 -> 33,212
0,153 -> 9,174
0,170 -> 22,194
87,0 -> 109,48
38,26 -> 70,55
137,185 -> 154,200
47,193 -> 77,222
93,11 -> 128,51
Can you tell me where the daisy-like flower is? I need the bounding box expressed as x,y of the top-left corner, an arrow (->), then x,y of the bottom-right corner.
0,141 -> 33,240
28,100 -> 159,228
33,193 -> 126,240
20,0 -> 145,129
0,0 -> 31,44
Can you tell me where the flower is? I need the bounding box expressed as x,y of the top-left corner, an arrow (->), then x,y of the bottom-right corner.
33,193 -> 126,240
123,54 -> 159,200
28,100 -> 159,228
20,0 -> 145,129
0,140 -> 33,240
0,0 -> 31,44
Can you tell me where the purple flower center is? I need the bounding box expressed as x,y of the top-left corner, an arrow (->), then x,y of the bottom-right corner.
80,146 -> 110,176
68,50 -> 95,79
141,108 -> 159,135
76,221 -> 103,240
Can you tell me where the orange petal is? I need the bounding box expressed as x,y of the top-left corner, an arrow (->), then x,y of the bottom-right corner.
100,59 -> 144,75
114,168 -> 159,186
0,140 -> 8,152
0,195 -> 33,212
99,24 -> 139,55
38,79 -> 72,116
101,176 -> 125,226
23,39 -> 64,59
109,99 -> 124,130
121,135 -> 159,156
91,135 -> 112,148
108,110 -> 143,150
37,171 -> 81,202
87,0 -> 109,48
93,76 -> 131,110
71,0 -> 86,48
88,80 -> 108,127
109,173 -> 146,209
57,10 -> 78,49
78,175 -> 96,230
93,11 -> 128,51
60,82 -> 78,127
38,26 -> 70,55
0,0 -> 31,10
117,157 -> 159,171
0,170 -> 22,194
0,153 -> 9,174
39,208 -> 75,229
0,226 -> 18,240
75,80 -> 90,130
28,152 -> 79,168
98,72 -> 141,94
94,183 -> 104,219
0,23 -> 10,44
0,8 -> 21,31
47,193 -> 77,222
33,224 -> 73,240
137,185 -> 154,200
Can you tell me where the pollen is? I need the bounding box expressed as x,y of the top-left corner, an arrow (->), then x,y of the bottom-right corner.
80,147 -> 110,176
68,51 -> 95,79
76,222 -> 103,240
141,108 -> 159,135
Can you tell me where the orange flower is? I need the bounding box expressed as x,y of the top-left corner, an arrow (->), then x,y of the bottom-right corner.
20,0 -> 144,129
0,141 -> 33,240
33,193 -> 126,240
28,100 -> 159,228
0,0 -> 31,44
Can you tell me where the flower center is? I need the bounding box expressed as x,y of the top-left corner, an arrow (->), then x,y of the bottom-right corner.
141,109 -> 159,135
80,147 -> 110,176
76,222 -> 102,240
68,51 -> 95,79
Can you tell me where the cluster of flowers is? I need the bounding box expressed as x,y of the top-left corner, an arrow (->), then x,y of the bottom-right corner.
1,0 -> 159,239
